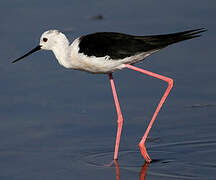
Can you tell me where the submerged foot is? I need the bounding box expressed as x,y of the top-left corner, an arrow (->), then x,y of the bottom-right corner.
139,142 -> 152,163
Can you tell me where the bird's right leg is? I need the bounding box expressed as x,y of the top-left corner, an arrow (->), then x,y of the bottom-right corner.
109,73 -> 124,160
125,64 -> 174,163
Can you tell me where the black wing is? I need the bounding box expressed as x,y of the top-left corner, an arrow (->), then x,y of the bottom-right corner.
78,28 -> 206,60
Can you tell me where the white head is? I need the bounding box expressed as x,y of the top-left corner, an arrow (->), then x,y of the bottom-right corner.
39,30 -> 69,50
12,29 -> 69,63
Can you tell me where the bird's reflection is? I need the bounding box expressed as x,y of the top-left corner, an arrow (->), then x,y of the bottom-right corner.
139,162 -> 149,180
114,160 -> 120,180
113,160 -> 149,180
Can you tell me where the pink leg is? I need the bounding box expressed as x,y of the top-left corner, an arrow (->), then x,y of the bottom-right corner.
125,64 -> 174,163
109,73 -> 123,160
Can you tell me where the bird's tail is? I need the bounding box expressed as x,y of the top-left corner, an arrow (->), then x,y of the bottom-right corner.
136,28 -> 207,50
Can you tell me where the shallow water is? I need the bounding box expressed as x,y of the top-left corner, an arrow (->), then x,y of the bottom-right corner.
0,0 -> 216,179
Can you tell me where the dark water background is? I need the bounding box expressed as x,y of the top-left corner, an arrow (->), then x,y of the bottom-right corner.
0,0 -> 216,179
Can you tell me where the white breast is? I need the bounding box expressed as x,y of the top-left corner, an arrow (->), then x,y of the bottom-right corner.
67,38 -> 125,74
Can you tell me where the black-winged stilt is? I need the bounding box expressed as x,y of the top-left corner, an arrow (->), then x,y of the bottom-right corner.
12,28 -> 206,162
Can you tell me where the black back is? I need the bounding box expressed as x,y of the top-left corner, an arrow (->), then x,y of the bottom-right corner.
78,28 -> 206,60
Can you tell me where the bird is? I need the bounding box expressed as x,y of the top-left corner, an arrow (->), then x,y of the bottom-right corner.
12,28 -> 206,163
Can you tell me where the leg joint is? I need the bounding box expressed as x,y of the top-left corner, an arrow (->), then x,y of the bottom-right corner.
117,115 -> 123,124
167,77 -> 174,88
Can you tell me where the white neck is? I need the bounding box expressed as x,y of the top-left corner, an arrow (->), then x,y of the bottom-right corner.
52,37 -> 71,68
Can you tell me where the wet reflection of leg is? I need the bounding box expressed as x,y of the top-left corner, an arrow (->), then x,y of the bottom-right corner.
139,162 -> 150,180
114,160 -> 120,180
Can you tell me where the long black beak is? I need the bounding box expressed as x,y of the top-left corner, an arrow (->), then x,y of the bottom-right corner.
12,45 -> 42,63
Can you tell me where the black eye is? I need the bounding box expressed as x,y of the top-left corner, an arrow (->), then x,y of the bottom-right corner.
43,37 -> 48,42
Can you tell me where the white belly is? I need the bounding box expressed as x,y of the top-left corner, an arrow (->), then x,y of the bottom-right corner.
73,55 -> 126,73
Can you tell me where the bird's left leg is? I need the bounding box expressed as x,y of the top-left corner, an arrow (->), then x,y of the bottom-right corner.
109,73 -> 124,160
125,64 -> 174,163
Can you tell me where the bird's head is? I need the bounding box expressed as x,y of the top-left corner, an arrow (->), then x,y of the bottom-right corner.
12,29 -> 69,63
40,30 -> 69,50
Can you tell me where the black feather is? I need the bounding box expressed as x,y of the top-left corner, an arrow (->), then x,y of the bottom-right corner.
78,28 -> 207,60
